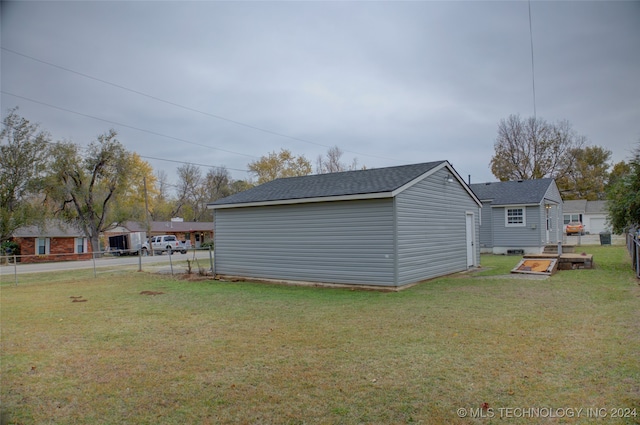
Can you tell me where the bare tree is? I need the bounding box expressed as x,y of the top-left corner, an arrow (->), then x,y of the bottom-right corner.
316,146 -> 360,174
490,115 -> 584,181
205,167 -> 232,203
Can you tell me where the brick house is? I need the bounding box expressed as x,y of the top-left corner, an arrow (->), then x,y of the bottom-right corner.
11,221 -> 92,263
105,220 -> 214,248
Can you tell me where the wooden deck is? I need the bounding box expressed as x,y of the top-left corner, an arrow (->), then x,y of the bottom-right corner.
523,252 -> 594,270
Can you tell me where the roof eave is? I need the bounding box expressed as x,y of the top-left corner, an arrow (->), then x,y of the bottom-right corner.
209,191 -> 395,209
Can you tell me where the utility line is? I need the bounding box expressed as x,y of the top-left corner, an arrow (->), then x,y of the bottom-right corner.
0,113 -> 251,175
1,90 -> 258,159
137,154 -> 248,174
2,47 -> 398,163
528,0 -> 537,119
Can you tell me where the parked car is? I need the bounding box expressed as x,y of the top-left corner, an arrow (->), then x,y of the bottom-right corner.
566,222 -> 585,235
142,235 -> 186,255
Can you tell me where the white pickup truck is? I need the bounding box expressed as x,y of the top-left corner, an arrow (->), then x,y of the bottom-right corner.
142,235 -> 186,255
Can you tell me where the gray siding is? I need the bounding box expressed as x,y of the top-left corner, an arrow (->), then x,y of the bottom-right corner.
543,182 -> 563,244
395,169 -> 480,286
492,205 -> 542,247
214,199 -> 396,286
478,202 -> 493,249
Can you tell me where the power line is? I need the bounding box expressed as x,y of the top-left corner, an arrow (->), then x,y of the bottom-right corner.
2,46 -> 400,163
137,154 -> 248,174
0,116 -> 250,175
1,90 -> 258,159
528,0 -> 537,119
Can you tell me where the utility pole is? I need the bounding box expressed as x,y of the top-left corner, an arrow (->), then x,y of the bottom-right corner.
143,176 -> 153,256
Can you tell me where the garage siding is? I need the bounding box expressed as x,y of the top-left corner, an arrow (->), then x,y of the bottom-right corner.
395,169 -> 481,286
214,199 -> 396,286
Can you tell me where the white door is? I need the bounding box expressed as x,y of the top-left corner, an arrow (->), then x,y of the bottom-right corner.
465,213 -> 475,267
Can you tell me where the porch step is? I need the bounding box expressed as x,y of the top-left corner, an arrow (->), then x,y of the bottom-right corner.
543,244 -> 576,254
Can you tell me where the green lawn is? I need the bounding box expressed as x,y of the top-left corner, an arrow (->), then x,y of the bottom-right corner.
1,246 -> 639,424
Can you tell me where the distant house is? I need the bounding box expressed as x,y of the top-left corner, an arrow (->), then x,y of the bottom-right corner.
11,221 -> 92,263
562,200 -> 609,234
208,161 -> 482,289
469,179 -> 563,254
106,220 -> 214,248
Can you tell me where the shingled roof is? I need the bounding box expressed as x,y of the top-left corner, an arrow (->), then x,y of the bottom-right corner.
469,178 -> 557,205
211,161 -> 458,208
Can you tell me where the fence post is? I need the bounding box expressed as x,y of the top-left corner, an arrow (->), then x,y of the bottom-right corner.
168,251 -> 174,276
13,254 -> 18,286
209,246 -> 214,276
138,249 -> 142,272
636,236 -> 639,278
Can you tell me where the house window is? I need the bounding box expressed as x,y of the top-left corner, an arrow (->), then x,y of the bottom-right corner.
75,238 -> 87,254
506,208 -> 526,227
563,214 -> 582,224
36,238 -> 50,255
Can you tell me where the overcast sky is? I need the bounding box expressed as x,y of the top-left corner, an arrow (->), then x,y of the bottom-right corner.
2,1 -> 639,190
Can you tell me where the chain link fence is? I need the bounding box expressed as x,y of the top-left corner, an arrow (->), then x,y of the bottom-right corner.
0,247 -> 214,286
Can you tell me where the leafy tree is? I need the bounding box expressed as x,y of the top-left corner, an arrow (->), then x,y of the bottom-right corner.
606,142 -> 640,233
111,153 -> 158,224
606,160 -> 631,190
556,145 -> 612,200
315,146 -> 361,174
490,114 -> 585,182
248,149 -> 312,184
0,108 -> 50,242
229,180 -> 254,194
44,130 -> 131,253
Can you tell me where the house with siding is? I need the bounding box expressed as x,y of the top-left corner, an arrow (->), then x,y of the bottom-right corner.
11,220 -> 92,263
562,200 -> 609,234
208,161 -> 482,289
469,179 -> 563,254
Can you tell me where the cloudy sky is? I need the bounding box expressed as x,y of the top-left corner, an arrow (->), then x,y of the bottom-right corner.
2,1 -> 639,190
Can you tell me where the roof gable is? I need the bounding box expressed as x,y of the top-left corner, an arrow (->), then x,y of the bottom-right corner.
211,161 -> 450,208
469,178 -> 557,205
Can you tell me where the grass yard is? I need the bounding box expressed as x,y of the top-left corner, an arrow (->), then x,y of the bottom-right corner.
1,246 -> 639,424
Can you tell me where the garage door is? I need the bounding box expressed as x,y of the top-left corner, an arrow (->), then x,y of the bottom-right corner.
589,218 -> 607,234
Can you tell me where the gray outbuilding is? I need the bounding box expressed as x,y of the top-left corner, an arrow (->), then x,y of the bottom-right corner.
208,161 -> 482,289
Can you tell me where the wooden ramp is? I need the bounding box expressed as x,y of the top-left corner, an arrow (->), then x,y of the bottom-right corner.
511,258 -> 558,276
